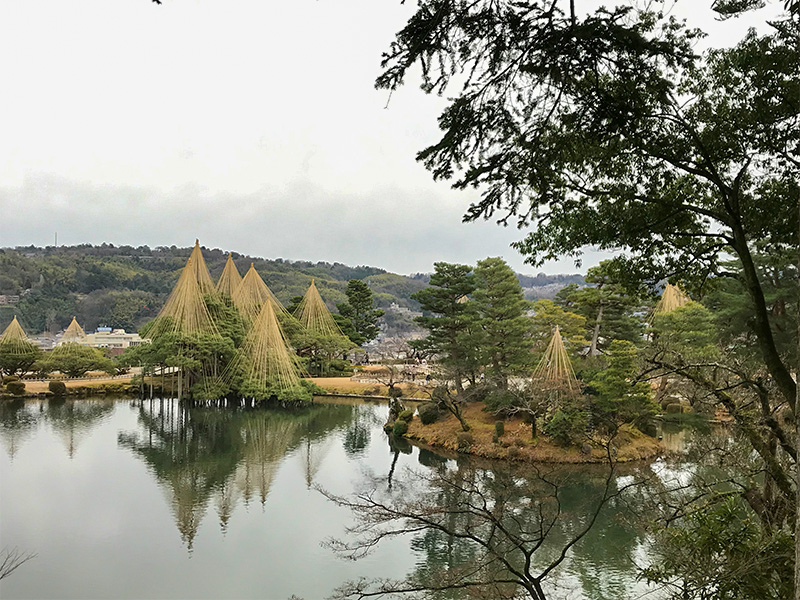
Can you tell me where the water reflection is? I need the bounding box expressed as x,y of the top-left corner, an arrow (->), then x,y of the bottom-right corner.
338,449 -> 661,600
0,398 -> 114,459
0,399 -> 38,459
117,399 -> 355,549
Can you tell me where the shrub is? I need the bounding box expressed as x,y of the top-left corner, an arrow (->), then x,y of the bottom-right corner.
388,386 -> 404,399
507,446 -> 521,459
6,381 -> 26,396
544,409 -> 588,447
418,402 -> 440,425
512,436 -> 526,447
48,380 -> 68,396
456,432 -> 474,451
383,422 -> 394,433
2,375 -> 20,385
494,420 -> 505,438
398,409 -> 415,422
392,419 -> 409,436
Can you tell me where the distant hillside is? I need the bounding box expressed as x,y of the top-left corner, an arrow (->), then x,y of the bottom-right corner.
0,244 -> 427,334
0,244 -> 584,335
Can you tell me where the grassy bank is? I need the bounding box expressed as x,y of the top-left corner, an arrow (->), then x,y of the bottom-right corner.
404,402 -> 663,464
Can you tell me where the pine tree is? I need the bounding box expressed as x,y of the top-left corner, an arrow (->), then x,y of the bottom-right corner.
472,257 -> 531,389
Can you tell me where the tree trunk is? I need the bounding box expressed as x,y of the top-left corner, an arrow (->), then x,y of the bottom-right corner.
732,225 -> 797,407
794,194 -> 799,600
589,303 -> 603,356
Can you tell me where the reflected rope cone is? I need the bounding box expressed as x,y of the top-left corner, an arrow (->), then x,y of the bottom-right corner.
653,283 -> 690,315
215,254 -> 242,298
293,279 -> 344,337
532,325 -> 578,392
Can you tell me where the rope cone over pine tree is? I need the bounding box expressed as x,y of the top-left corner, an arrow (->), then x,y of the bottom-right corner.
532,326 -> 578,392
60,317 -> 87,344
231,263 -> 291,325
0,316 -> 29,347
653,283 -> 691,315
293,279 -> 344,337
216,254 -> 242,298
146,252 -> 218,337
189,239 -> 216,296
223,299 -> 303,397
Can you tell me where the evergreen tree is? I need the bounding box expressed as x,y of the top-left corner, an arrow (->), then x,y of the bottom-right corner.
335,279 -> 384,346
472,257 -> 532,389
411,262 -> 480,396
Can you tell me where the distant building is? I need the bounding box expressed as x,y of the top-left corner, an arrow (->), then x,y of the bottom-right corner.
0,295 -> 20,305
84,328 -> 145,351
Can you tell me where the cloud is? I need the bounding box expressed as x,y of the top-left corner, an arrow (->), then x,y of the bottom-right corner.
0,173 -> 607,275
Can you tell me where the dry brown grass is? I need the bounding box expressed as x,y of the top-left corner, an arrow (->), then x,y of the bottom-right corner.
406,402 -> 663,464
307,377 -> 432,398
20,375 -> 134,394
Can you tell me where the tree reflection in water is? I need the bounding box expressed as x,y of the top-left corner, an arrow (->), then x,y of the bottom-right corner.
0,398 -> 114,460
117,398 -> 355,549
0,399 -> 39,460
325,450 -> 659,600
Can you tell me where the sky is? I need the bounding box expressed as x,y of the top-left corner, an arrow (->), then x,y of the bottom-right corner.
0,1 -> 781,276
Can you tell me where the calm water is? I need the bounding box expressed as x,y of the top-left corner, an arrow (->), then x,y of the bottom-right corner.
0,397 -> 667,600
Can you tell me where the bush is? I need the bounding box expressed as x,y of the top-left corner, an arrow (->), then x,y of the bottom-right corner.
512,436 -> 526,447
544,409 -> 588,447
2,375 -> 20,385
48,380 -> 68,396
388,386 -> 404,399
392,419 -> 409,436
398,409 -> 415,422
6,381 -> 26,396
494,420 -> 505,438
418,402 -> 440,425
456,432 -> 474,451
507,446 -> 521,459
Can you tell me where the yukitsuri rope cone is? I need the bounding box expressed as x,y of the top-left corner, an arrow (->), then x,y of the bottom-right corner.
147,253 -> 218,338
231,263 -> 291,325
293,279 -> 344,337
188,239 -> 216,296
0,316 -> 31,351
216,254 -> 242,298
653,283 -> 691,315
226,299 -> 302,393
60,317 -> 87,344
532,325 -> 579,392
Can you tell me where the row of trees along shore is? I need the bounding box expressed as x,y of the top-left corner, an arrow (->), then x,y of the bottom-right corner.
322,0 -> 800,598
0,242 -> 385,401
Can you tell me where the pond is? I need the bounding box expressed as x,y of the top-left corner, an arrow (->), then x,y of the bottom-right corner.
0,397 -> 672,600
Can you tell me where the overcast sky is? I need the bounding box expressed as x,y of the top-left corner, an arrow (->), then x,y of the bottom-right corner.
0,1 -> 780,275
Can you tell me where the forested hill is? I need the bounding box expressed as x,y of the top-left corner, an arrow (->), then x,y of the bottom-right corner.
0,244 -> 583,334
